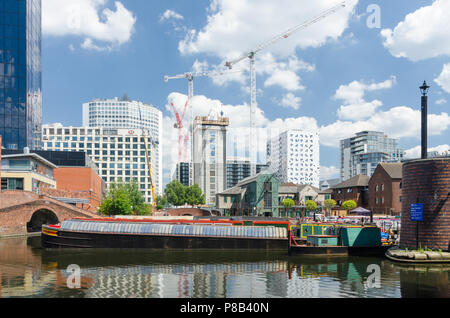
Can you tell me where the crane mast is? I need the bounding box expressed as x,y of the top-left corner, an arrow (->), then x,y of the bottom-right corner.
225,1 -> 346,175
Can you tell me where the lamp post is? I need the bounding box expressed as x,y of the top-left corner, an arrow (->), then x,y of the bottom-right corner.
420,81 -> 430,160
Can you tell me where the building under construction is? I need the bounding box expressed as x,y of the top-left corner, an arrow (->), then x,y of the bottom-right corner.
193,115 -> 229,205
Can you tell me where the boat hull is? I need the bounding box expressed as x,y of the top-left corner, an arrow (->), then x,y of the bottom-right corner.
288,245 -> 391,257
42,228 -> 288,250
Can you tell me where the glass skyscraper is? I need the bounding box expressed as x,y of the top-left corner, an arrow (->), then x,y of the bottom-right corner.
0,0 -> 42,150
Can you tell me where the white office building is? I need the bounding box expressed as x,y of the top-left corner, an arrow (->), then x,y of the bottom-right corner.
193,115 -> 229,206
82,95 -> 161,139
267,130 -> 320,188
41,125 -> 162,204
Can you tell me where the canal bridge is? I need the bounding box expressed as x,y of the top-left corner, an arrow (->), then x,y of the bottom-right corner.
0,190 -> 97,237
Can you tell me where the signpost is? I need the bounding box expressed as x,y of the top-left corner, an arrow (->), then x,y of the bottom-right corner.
411,203 -> 423,249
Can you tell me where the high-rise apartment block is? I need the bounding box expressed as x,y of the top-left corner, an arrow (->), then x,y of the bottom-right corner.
226,157 -> 269,189
41,125 -> 162,204
173,162 -> 191,187
0,0 -> 42,150
267,130 -> 320,188
193,115 -> 229,205
340,131 -> 404,181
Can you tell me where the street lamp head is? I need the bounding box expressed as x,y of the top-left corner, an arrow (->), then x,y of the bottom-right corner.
420,81 -> 430,96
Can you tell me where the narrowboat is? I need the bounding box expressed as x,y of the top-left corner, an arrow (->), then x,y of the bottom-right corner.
41,217 -> 290,250
288,224 -> 392,257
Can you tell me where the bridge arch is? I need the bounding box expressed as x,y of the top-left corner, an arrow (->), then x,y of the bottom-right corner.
27,209 -> 60,233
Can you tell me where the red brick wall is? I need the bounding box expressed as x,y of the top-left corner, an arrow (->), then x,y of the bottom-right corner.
166,208 -> 212,217
332,187 -> 367,208
368,166 -> 402,215
42,188 -> 101,212
0,191 -> 97,236
48,167 -> 104,212
400,159 -> 450,251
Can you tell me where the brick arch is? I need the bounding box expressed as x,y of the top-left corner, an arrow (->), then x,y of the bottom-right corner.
0,191 -> 98,237
27,208 -> 60,233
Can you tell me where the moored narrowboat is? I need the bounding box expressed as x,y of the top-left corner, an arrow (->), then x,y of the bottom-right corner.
41,218 -> 289,250
288,224 -> 392,257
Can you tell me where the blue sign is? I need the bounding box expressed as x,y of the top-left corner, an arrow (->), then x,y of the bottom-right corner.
410,203 -> 423,221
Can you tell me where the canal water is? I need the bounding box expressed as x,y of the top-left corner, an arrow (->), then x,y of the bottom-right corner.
0,236 -> 448,298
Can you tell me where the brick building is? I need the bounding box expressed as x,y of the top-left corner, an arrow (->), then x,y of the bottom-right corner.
1,146 -> 104,213
368,163 -> 403,215
331,174 -> 370,208
42,167 -> 105,213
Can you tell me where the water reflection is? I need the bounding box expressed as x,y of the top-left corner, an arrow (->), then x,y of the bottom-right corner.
0,237 -> 448,298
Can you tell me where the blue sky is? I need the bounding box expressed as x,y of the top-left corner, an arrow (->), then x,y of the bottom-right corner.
41,0 -> 450,184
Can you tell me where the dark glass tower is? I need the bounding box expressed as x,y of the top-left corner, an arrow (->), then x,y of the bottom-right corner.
0,0 -> 42,150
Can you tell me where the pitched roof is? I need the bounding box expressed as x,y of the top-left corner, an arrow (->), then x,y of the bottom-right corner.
236,169 -> 276,186
332,175 -> 370,189
379,162 -> 403,179
218,186 -> 246,195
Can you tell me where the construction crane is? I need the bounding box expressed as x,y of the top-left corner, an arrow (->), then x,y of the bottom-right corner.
224,1 -> 347,175
164,69 -> 243,174
138,105 -> 158,207
169,97 -> 190,162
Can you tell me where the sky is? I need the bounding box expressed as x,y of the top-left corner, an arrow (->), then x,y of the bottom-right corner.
41,0 -> 450,186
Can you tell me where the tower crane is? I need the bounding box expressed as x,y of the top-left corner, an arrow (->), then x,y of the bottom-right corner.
224,1 -> 346,175
164,69 -> 243,181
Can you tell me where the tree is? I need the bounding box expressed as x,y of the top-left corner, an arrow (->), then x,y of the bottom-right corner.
282,198 -> 295,217
123,179 -> 149,215
164,180 -> 187,206
342,200 -> 357,211
99,188 -> 133,216
305,200 -> 318,212
323,199 -> 337,216
100,179 -> 150,216
185,184 -> 206,206
155,195 -> 168,210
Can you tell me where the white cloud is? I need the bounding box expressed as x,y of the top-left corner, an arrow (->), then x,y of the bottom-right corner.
189,53 -> 313,92
81,38 -> 111,52
320,106 -> 450,148
435,63 -> 450,94
436,98 -> 447,105
334,76 -> 396,121
43,0 -> 136,50
178,0 -> 358,59
404,144 -> 450,159
320,166 -> 340,180
160,10 -> 184,22
381,0 -> 450,61
336,100 -> 383,121
277,93 -> 302,110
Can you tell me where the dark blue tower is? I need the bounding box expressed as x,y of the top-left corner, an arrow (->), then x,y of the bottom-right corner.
0,0 -> 42,150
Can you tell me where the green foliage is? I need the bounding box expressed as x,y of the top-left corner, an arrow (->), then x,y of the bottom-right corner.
100,179 -> 150,216
323,199 -> 337,210
155,195 -> 168,210
305,200 -> 318,211
341,200 -> 357,211
99,187 -> 133,216
282,198 -> 295,209
185,184 -> 206,206
164,180 -> 206,207
165,180 -> 187,206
